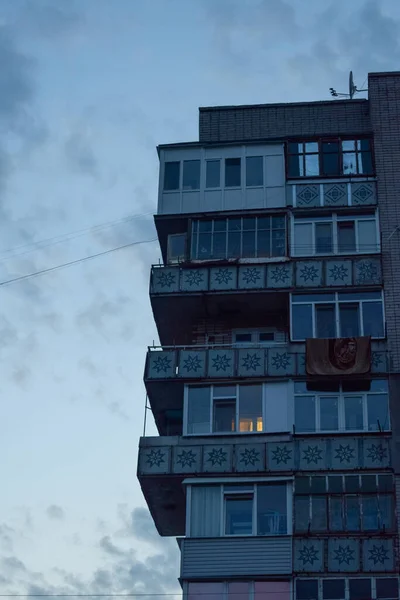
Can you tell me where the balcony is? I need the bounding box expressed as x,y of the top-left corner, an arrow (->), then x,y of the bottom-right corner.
287,180 -> 377,208
137,434 -> 392,535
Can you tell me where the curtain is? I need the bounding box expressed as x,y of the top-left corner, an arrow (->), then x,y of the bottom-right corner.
190,485 -> 221,537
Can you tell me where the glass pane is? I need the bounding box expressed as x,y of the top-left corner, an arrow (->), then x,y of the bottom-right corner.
344,396 -> 364,430
363,496 -> 379,530
164,161 -> 180,190
246,156 -> 263,186
368,393 -> 389,431
206,160 -> 220,188
370,379 -> 388,392
292,304 -> 313,340
294,496 -> 309,532
243,217 -> 256,230
228,217 -> 242,231
228,582 -> 249,600
315,223 -> 333,254
168,234 -> 186,263
296,476 -> 311,494
227,231 -> 241,257
343,152 -> 357,174
259,332 -> 274,342
183,160 -> 200,190
328,476 -> 343,493
349,580 -> 371,600
310,476 -> 326,493
213,232 -> 227,259
225,158 -> 241,187
188,582 -> 224,600
358,220 -> 377,253
305,154 -> 319,176
316,304 -> 336,338
320,396 -> 339,430
361,475 -> 377,492
363,301 -> 384,337
342,140 -> 356,151
199,220 -> 212,232
198,233 -> 212,259
345,475 -> 360,493
346,496 -> 360,530
235,333 -> 253,344
296,580 -> 318,600
242,231 -> 256,258
376,578 -> 399,599
378,474 -> 394,492
239,385 -> 263,432
305,142 -> 318,153
338,291 -> 382,301
322,143 -> 340,175
292,292 -> 335,302
213,400 -> 235,433
257,230 -> 271,257
271,215 -> 285,229
379,494 -> 393,529
311,496 -> 327,531
339,303 -> 360,337
213,385 -> 236,397
257,483 -> 287,535
338,221 -> 356,253
288,154 -> 303,177
213,219 -> 226,232
323,579 -> 345,599
295,395 -> 316,432
358,150 -> 373,174
271,229 -> 285,256
293,223 -> 312,256
255,582 -> 290,600
187,387 -> 210,434
289,142 -> 302,153
225,496 -> 253,534
329,497 -> 344,531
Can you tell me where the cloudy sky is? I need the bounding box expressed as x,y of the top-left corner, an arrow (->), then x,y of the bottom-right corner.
1,0 -> 400,596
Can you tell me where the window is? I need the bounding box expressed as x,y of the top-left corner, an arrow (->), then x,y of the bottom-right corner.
186,384 -> 263,435
246,156 -> 263,186
191,215 -> 286,260
232,329 -> 281,346
294,474 -> 394,533
287,137 -> 374,178
167,233 -> 186,264
294,380 -> 390,433
163,161 -> 180,190
292,213 -> 379,257
183,160 -> 200,190
295,578 -> 399,600
206,160 -> 220,188
290,291 -> 385,340
188,581 -> 291,600
225,158 -> 241,187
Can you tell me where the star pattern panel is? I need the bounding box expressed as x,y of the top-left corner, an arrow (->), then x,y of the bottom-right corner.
209,266 -> 237,290
331,438 -> 359,469
148,350 -> 177,379
328,538 -> 359,573
172,446 -> 202,473
294,539 -> 324,572
325,260 -> 352,286
235,444 -> 265,472
296,261 -> 323,287
139,446 -> 171,474
267,263 -> 293,288
237,348 -> 265,377
238,266 -> 265,289
180,268 -> 209,292
363,539 -> 394,572
151,267 -> 180,293
203,445 -> 233,472
207,349 -> 235,378
178,350 -> 206,378
354,258 -> 382,285
268,349 -> 295,376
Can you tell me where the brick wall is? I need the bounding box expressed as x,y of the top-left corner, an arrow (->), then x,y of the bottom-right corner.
199,99 -> 371,143
369,72 -> 400,473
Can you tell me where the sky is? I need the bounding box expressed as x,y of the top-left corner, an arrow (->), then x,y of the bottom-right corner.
1,0 -> 400,596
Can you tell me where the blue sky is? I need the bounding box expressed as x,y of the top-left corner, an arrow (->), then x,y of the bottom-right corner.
1,0 -> 400,595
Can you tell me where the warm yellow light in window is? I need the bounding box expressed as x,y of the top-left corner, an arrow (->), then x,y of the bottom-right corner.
257,417 -> 263,431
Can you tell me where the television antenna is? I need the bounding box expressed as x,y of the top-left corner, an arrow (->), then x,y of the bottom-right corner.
329,71 -> 368,99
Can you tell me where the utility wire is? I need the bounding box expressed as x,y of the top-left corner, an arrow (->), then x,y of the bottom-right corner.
0,594 -> 293,598
0,238 -> 158,288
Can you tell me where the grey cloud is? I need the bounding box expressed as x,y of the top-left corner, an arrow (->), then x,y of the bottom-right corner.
64,131 -> 98,176
11,365 -> 31,389
0,524 -> 15,551
15,0 -> 84,39
46,505 -> 65,520
99,536 -> 128,558
2,556 -> 27,571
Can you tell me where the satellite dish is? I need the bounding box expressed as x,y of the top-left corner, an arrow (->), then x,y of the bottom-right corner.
349,71 -> 356,99
330,71 -> 367,99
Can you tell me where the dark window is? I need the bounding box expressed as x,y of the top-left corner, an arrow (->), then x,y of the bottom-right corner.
310,476 -> 326,493
225,495 -> 253,535
349,579 -> 371,600
315,304 -> 336,337
235,333 -> 252,343
329,497 -> 344,531
338,221 -> 356,253
346,496 -> 360,530
376,578 -> 399,599
167,233 -> 186,264
296,580 -> 318,600
225,158 -> 241,187
339,304 -> 360,337
295,394 -> 316,432
328,476 -> 343,493
322,141 -> 340,176
206,160 -> 220,188
296,477 -> 311,494
257,483 -> 287,535
345,476 -> 360,493
259,332 -> 274,342
213,399 -> 235,433
363,301 -> 385,338
246,156 -> 263,186
183,160 -> 200,190
315,222 -> 333,254
311,496 -> 327,530
360,475 -> 377,492
294,496 -> 309,532
323,579 -> 345,599
164,161 -> 180,190
378,475 -> 394,492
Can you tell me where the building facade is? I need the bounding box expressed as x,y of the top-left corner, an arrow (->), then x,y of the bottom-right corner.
137,71 -> 400,600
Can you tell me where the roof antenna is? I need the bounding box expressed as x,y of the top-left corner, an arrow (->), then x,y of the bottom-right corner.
330,71 -> 368,99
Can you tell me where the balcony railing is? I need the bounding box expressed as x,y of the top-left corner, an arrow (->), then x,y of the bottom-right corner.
145,343 -> 389,380
150,256 -> 382,295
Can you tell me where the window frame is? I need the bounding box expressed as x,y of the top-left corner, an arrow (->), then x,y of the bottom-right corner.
294,379 -> 390,434
286,136 -> 375,179
290,291 -> 386,341
291,211 -> 380,257
167,233 -> 187,264
232,328 -> 284,346
190,215 -> 287,261
295,577 -> 399,600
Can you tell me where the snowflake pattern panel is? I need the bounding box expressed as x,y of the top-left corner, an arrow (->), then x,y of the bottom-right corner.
354,259 -> 381,285
267,263 -> 293,288
207,349 -> 235,378
151,268 -> 180,293
371,351 -> 387,374
180,269 -> 209,292
203,445 -> 232,472
172,446 -> 201,473
328,538 -> 359,572
267,442 -> 294,470
325,260 -> 352,286
209,266 -> 237,290
299,440 -> 326,470
294,539 -> 324,572
268,349 -> 295,376
148,351 -> 177,379
331,439 -> 358,469
238,266 -> 265,289
237,348 -> 265,377
363,439 -> 390,468
139,447 -> 171,474
296,261 -> 323,287
235,444 -> 264,472
363,539 -> 394,571
178,350 -> 206,378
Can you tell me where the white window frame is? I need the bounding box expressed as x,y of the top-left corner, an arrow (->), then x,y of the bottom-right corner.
183,383 -> 265,436
291,211 -> 380,257
245,155 -> 264,188
293,380 -> 390,434
290,291 -> 386,341
205,158 -> 221,190
186,479 -> 293,538
167,233 -> 187,264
